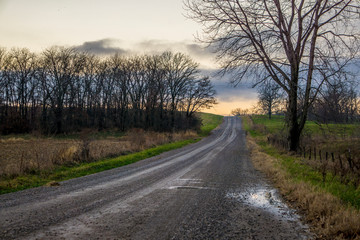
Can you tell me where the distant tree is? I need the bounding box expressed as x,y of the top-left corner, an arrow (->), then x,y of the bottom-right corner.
77,53 -> 101,128
0,48 -> 9,130
0,48 -> 8,107
143,54 -> 164,130
257,81 -> 283,119
231,108 -> 249,116
40,47 -> 85,133
162,52 -> 200,129
8,48 -> 38,128
108,54 -> 130,131
185,0 -> 360,151
184,76 -> 217,117
311,76 -> 359,123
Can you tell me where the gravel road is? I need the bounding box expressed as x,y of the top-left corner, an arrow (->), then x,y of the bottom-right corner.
0,117 -> 312,239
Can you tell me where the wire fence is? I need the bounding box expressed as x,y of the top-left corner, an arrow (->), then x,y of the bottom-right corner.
267,136 -> 360,187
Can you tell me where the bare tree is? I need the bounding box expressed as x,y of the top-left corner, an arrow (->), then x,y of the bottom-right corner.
0,48 -> 7,106
0,48 -> 6,106
8,48 -> 38,128
40,47 -> 85,133
77,53 -> 100,127
185,0 -> 360,150
0,48 -> 9,129
311,75 -> 359,123
185,76 -> 217,117
257,80 -> 283,119
142,54 -> 164,130
162,52 -> 200,129
109,54 -> 130,131
231,108 -> 249,116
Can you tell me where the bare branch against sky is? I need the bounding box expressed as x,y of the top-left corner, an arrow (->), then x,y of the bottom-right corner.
185,0 -> 360,150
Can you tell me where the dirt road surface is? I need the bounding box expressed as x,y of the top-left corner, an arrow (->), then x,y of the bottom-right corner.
0,117 -> 312,239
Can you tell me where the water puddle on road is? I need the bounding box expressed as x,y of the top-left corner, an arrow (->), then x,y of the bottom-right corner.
166,178 -> 216,191
226,186 -> 299,221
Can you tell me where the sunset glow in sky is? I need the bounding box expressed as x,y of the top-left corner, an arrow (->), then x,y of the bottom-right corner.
0,0 -> 258,115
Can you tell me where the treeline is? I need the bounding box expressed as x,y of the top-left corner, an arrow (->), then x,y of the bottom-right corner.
308,78 -> 359,123
0,47 -> 216,134
253,79 -> 360,123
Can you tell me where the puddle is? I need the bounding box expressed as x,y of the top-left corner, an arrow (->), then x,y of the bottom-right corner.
166,178 -> 216,190
226,187 -> 299,221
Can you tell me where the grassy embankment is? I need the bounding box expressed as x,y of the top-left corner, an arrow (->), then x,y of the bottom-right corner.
243,115 -> 360,239
0,113 -> 223,194
197,112 -> 224,137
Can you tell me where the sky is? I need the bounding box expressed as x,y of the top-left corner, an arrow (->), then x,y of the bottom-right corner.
0,0 -> 258,115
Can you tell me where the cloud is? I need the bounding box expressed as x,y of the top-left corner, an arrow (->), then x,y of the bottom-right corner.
75,38 -> 217,68
197,68 -> 258,109
185,43 -> 216,59
198,68 -> 257,104
211,80 -> 258,103
75,38 -> 215,58
134,39 -> 215,59
74,39 -> 130,55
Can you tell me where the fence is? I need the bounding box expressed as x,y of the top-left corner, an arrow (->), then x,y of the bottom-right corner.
267,136 -> 360,186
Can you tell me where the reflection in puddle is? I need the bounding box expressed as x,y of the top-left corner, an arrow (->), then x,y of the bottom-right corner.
226,187 -> 299,221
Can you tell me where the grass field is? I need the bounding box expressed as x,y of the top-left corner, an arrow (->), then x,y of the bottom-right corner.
243,115 -> 360,239
250,114 -> 360,137
197,112 -> 224,137
0,130 -> 197,176
0,113 -> 223,194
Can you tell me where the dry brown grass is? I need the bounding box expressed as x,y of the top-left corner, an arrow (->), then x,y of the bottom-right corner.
246,135 -> 360,240
0,138 -> 79,176
0,130 -> 197,178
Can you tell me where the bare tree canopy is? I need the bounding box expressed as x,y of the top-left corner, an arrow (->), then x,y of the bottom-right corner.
0,47 -> 217,134
231,108 -> 249,116
257,80 -> 284,119
310,75 -> 359,123
185,0 -> 360,150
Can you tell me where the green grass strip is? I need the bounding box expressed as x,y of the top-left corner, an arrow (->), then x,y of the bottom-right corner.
261,143 -> 360,209
198,112 -> 224,137
242,116 -> 360,209
250,114 -> 359,137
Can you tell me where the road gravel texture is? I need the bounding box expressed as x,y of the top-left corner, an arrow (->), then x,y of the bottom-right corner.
0,117 -> 313,239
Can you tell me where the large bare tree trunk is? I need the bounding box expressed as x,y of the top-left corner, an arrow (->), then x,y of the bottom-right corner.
287,90 -> 300,151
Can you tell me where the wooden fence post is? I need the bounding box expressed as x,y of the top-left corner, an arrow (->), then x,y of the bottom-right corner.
347,149 -> 353,172
339,154 -> 343,169
303,147 -> 306,159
